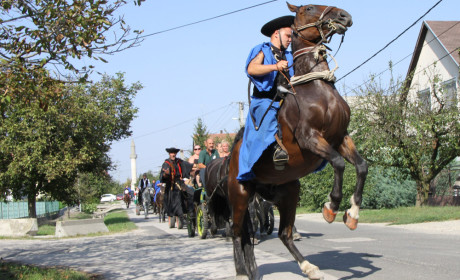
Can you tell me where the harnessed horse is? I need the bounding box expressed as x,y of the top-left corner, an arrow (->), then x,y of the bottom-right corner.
227,3 -> 367,279
154,183 -> 166,222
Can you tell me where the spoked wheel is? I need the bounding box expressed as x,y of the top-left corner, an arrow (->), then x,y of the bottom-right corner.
265,205 -> 275,235
196,204 -> 208,239
187,213 -> 196,237
168,216 -> 176,228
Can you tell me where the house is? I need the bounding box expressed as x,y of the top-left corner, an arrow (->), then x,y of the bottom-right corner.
405,21 -> 460,109
405,21 -> 460,205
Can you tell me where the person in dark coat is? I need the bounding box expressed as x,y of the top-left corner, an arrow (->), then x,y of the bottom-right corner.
137,173 -> 149,205
160,147 -> 195,223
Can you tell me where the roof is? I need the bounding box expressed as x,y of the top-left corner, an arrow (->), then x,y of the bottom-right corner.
406,21 -> 460,79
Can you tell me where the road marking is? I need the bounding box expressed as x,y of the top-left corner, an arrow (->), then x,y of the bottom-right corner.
325,237 -> 375,243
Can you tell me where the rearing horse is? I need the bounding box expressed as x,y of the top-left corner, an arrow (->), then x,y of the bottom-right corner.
227,3 -> 367,279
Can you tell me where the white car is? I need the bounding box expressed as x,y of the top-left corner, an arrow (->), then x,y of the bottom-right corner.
100,194 -> 117,203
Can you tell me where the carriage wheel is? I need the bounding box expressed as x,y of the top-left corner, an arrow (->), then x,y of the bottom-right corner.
169,216 -> 176,228
136,205 -> 140,216
196,204 -> 208,239
266,205 -> 275,235
187,214 -> 196,238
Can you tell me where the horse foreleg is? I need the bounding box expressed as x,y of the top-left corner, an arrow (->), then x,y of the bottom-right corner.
338,135 -> 368,230
277,182 -> 324,280
307,134 -> 345,222
229,180 -> 257,278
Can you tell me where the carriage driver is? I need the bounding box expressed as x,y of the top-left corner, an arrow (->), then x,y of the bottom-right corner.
160,147 -> 195,223
237,15 -> 295,181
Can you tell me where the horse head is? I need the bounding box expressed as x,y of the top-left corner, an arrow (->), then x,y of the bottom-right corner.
287,3 -> 352,46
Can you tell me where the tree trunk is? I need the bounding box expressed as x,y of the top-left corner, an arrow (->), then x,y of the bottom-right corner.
28,190 -> 37,218
415,180 -> 430,207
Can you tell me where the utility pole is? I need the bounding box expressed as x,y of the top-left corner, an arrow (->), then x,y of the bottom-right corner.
238,102 -> 245,128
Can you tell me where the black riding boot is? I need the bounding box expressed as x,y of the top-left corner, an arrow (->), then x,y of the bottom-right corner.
273,144 -> 289,170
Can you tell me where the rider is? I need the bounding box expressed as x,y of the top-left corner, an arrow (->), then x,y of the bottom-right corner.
137,173 -> 149,205
160,147 -> 195,223
123,185 -> 131,199
237,15 -> 295,181
196,137 -> 220,188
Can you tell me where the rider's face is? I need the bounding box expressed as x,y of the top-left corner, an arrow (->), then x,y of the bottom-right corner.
278,27 -> 292,49
169,152 -> 177,160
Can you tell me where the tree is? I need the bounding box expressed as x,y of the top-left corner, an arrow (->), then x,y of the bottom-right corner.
350,72 -> 460,206
0,0 -> 143,110
0,73 -> 141,217
192,118 -> 209,148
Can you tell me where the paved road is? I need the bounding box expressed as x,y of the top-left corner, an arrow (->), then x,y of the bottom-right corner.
0,204 -> 459,279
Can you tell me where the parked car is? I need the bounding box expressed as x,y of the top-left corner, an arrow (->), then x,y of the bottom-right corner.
100,194 -> 117,203
116,193 -> 123,200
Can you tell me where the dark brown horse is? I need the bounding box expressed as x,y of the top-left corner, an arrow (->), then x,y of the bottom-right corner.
154,184 -> 166,223
227,3 -> 367,279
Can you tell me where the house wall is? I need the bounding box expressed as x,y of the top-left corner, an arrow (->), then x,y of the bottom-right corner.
408,29 -> 460,108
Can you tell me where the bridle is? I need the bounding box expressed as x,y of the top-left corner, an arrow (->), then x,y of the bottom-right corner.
292,6 -> 338,45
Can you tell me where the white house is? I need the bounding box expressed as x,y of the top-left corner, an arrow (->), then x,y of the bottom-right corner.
406,21 -> 460,109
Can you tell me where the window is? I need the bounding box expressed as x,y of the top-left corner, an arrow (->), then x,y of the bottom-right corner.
441,78 -> 457,108
418,88 -> 431,110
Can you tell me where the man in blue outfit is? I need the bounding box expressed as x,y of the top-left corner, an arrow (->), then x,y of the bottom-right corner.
237,15 -> 295,182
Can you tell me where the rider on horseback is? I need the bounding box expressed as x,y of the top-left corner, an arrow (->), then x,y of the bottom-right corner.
160,147 -> 195,224
137,173 -> 149,205
237,15 -> 295,181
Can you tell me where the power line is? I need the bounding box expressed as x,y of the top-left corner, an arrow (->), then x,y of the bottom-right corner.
341,21 -> 460,96
132,0 -> 279,41
336,0 -> 444,83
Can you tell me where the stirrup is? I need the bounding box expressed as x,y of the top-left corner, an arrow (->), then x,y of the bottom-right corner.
273,145 -> 289,170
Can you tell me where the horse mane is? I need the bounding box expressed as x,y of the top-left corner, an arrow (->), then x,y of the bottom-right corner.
230,126 -> 245,155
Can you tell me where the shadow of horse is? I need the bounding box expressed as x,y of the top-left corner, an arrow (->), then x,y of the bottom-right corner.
258,250 -> 382,279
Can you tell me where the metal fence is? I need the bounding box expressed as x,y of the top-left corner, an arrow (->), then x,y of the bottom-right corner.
0,201 -> 60,219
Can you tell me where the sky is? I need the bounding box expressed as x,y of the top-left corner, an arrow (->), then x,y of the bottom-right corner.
86,0 -> 459,183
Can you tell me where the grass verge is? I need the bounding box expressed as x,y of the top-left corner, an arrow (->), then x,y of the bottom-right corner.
0,260 -> 101,280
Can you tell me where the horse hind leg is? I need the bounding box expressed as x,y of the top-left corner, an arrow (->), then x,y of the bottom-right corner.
338,135 -> 368,230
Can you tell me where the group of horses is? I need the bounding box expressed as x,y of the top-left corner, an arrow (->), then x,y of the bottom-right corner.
202,3 -> 367,280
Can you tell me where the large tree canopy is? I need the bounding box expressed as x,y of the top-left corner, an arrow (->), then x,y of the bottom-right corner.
0,73 -> 141,216
0,0 -> 143,109
350,73 -> 460,206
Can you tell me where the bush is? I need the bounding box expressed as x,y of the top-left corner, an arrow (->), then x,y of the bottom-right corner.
81,202 -> 98,214
299,163 -> 416,211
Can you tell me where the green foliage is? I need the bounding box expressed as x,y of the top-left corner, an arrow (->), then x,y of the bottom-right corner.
0,73 -> 140,216
104,210 -> 137,232
0,0 -> 142,108
361,166 -> 416,209
81,203 -> 98,214
299,163 -> 357,211
192,118 -> 209,148
0,261 -> 95,280
349,69 -> 460,206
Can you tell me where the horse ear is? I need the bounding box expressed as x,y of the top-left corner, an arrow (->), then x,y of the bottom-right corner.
286,2 -> 298,13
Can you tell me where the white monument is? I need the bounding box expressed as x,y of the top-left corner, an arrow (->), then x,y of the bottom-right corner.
130,140 -> 137,189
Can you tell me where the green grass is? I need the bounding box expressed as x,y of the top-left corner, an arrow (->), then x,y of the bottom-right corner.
35,209 -> 137,236
280,206 -> 460,225
358,206 -> 460,225
103,210 -> 137,232
0,261 -> 101,280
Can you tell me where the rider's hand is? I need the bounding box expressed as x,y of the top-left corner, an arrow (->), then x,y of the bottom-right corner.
275,60 -> 288,72
162,168 -> 170,175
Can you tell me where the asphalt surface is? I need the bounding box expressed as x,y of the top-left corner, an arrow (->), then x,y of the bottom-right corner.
0,203 -> 459,280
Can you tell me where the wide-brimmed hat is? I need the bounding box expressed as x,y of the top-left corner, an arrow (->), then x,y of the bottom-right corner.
261,15 -> 295,37
166,147 -> 180,153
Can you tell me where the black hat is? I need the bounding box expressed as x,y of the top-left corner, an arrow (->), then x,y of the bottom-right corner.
166,147 -> 180,153
261,15 -> 295,37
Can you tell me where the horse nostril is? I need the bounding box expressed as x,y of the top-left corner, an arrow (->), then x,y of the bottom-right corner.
339,11 -> 353,26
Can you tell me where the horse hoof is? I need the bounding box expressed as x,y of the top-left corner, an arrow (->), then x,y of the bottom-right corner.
293,232 -> 302,241
322,203 -> 337,223
343,211 -> 358,230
